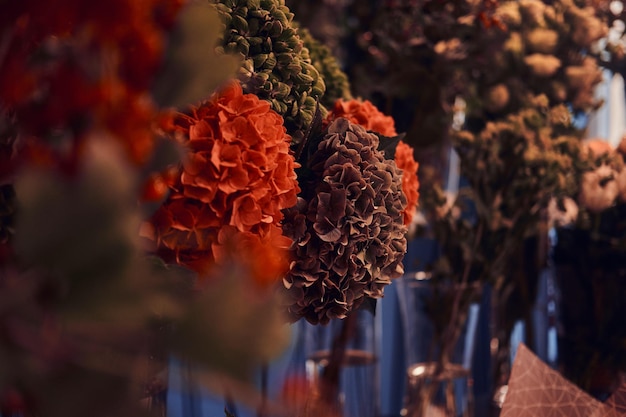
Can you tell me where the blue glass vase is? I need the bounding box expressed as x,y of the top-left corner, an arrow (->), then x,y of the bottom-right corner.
396,273 -> 482,417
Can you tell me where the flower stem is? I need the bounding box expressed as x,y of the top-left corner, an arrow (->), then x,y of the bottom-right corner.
437,219 -> 483,374
318,311 -> 357,410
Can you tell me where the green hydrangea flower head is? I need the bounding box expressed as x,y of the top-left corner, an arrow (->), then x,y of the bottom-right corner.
213,0 -> 326,143
297,26 -> 352,109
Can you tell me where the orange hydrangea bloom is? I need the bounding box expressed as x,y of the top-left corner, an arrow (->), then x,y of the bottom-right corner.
395,141 -> 420,225
149,82 -> 300,287
328,98 -> 398,137
327,98 -> 419,225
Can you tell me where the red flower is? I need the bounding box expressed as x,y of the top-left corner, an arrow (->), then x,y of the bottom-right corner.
149,82 -> 300,287
395,141 -> 420,225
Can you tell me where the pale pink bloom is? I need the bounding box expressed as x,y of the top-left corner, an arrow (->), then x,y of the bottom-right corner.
578,165 -> 619,212
524,54 -> 561,77
616,167 -> 626,202
547,197 -> 579,228
582,139 -> 613,157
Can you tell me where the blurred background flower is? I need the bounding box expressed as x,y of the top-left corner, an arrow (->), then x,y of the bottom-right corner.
550,137 -> 626,395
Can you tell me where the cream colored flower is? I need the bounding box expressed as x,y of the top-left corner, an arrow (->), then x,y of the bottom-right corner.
505,33 -> 524,56
569,6 -> 607,46
543,4 -> 556,23
550,81 -> 567,102
548,197 -> 579,228
582,139 -> 613,158
434,38 -> 467,60
525,29 -> 559,54
578,164 -> 619,213
565,57 -> 603,90
617,134 -> 626,157
524,54 -> 561,77
435,191 -> 461,220
548,103 -> 571,126
484,84 -> 510,112
616,167 -> 626,202
529,93 -> 549,108
496,2 -> 522,26
519,0 -> 546,26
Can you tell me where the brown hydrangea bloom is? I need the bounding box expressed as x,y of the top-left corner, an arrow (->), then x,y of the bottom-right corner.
325,98 -> 420,226
282,118 -> 408,324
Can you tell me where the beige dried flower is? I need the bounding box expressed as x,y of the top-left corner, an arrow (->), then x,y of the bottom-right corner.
543,4 -> 556,22
434,38 -> 467,60
578,164 -> 619,213
583,139 -> 614,158
519,0 -> 546,27
547,197 -> 579,228
435,191 -> 462,221
505,33 -> 524,56
484,84 -> 510,113
569,6 -> 607,46
529,93 -> 549,108
618,135 -> 626,157
496,1 -> 522,26
616,166 -> 626,202
549,81 -> 568,102
525,29 -> 559,54
565,58 -> 603,90
524,54 -> 561,77
548,104 -> 571,126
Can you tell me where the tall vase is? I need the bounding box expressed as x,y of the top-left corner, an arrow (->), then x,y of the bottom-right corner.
396,273 -> 482,417
302,306 -> 380,417
553,227 -> 626,400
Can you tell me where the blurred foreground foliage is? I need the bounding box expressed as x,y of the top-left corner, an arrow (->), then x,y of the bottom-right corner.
0,2 -> 290,416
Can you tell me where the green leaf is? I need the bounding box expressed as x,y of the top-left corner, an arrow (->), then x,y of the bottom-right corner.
375,132 -> 406,160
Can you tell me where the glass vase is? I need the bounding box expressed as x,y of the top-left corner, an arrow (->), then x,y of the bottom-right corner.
403,362 -> 473,417
141,374 -> 168,416
303,306 -> 379,417
396,273 -> 482,417
553,227 -> 626,400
